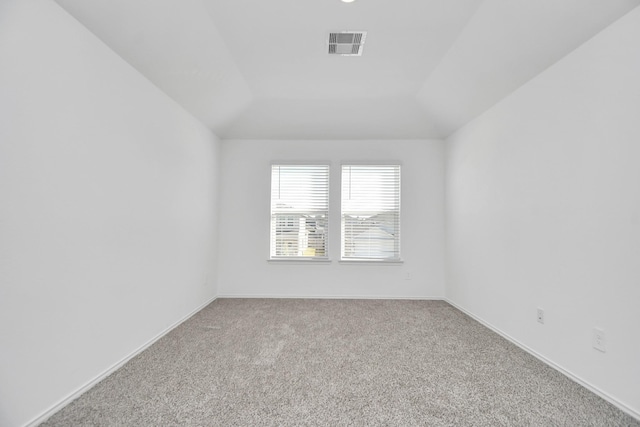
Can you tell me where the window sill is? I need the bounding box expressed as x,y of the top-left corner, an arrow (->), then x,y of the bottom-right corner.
267,258 -> 332,265
339,259 -> 404,265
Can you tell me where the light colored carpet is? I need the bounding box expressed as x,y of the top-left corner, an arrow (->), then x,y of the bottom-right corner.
42,299 -> 638,426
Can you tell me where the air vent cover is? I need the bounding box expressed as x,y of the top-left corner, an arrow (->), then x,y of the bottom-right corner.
328,31 -> 367,56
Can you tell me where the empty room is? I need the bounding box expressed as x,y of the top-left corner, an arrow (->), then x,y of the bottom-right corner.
1,0 -> 639,425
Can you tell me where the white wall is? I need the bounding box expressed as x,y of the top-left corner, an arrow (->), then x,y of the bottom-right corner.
0,1 -> 220,426
445,6 -> 640,417
218,139 -> 445,298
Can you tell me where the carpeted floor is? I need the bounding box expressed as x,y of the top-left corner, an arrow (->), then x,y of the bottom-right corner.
42,299 -> 639,426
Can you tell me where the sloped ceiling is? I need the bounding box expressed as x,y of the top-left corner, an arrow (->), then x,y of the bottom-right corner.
55,0 -> 639,140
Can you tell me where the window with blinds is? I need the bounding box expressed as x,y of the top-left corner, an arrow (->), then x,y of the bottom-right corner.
270,165 -> 330,259
341,165 -> 401,261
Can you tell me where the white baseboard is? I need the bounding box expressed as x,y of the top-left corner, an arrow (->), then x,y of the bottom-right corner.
26,296 -> 217,427
217,294 -> 444,300
444,298 -> 640,421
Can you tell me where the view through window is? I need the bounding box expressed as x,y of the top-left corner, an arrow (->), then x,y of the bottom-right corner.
270,165 -> 329,259
341,165 -> 401,261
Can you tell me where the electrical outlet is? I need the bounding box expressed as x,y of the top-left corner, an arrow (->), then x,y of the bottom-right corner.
593,328 -> 606,352
405,272 -> 412,280
537,308 -> 544,324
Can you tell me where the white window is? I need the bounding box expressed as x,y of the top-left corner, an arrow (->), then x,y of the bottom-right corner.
341,165 -> 401,261
270,165 -> 330,259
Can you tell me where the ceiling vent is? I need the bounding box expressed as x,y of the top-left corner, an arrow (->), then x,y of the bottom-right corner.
328,31 -> 367,56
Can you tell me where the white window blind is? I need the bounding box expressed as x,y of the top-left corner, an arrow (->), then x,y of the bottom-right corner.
270,165 -> 329,259
341,165 -> 401,260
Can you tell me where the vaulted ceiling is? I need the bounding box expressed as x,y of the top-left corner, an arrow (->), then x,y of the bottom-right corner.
55,0 -> 639,140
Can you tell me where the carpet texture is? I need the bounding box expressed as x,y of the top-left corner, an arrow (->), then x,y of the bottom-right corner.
42,299 -> 639,426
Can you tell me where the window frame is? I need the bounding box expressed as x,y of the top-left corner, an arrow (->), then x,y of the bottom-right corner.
269,163 -> 331,262
340,163 -> 402,263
